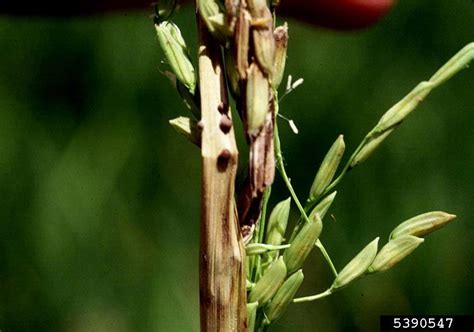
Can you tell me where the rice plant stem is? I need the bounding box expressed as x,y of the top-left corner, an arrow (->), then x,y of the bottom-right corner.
274,125 -> 307,222
258,187 -> 272,245
196,14 -> 246,330
250,187 -> 272,282
315,240 -> 338,277
293,288 -> 334,303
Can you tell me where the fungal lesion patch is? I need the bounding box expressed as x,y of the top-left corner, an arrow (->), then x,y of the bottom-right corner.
217,149 -> 232,172
219,114 -> 233,133
217,102 -> 229,114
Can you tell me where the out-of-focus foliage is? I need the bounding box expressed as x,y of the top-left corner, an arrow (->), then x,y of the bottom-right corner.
0,1 -> 473,331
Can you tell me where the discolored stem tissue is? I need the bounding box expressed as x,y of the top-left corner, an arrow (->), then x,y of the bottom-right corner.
196,11 -> 247,332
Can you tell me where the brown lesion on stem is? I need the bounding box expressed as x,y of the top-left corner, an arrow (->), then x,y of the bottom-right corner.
196,0 -> 277,327
238,96 -> 275,241
196,9 -> 247,332
235,0 -> 276,241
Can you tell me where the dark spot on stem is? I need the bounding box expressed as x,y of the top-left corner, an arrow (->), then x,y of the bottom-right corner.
220,114 -> 233,134
217,102 -> 229,114
217,149 -> 231,172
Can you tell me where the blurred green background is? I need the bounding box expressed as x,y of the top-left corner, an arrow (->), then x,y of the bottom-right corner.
0,1 -> 473,331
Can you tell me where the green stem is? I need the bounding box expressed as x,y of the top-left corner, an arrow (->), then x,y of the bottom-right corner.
274,134 -> 306,222
274,121 -> 338,277
315,239 -> 338,277
293,288 -> 333,303
250,187 -> 272,282
258,187 -> 272,244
